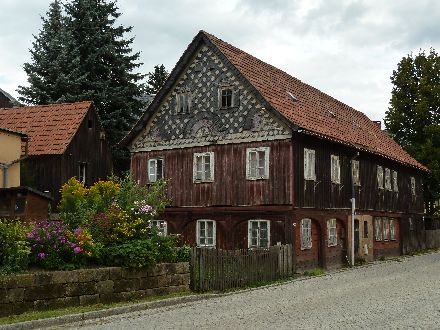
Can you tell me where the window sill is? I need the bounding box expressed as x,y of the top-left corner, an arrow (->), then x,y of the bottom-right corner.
193,180 -> 214,184
246,177 -> 269,181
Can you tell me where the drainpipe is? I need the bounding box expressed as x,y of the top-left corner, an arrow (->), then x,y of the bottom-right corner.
350,152 -> 359,267
1,164 -> 7,188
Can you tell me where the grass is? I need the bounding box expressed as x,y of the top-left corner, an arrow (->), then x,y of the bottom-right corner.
0,291 -> 192,325
303,268 -> 325,277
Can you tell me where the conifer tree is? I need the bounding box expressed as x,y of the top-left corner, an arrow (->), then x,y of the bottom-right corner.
146,64 -> 169,95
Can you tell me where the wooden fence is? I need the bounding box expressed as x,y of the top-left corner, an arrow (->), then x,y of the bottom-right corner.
190,244 -> 294,292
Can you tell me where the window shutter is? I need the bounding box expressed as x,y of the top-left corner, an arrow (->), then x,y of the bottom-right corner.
377,166 -> 383,189
175,94 -> 181,114
352,160 -> 360,185
208,152 -> 214,181
218,87 -> 222,109
304,149 -> 309,180
187,92 -> 192,113
148,159 -> 156,182
156,159 -> 163,180
310,150 -> 316,180
232,89 -> 240,107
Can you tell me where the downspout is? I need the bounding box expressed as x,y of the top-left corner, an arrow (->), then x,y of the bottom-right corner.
350,152 -> 359,266
1,164 -> 7,188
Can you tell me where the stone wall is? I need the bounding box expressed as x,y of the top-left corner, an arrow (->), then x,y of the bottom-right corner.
0,262 -> 189,317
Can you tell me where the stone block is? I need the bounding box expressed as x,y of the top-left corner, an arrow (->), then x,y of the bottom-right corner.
35,273 -> 52,286
113,279 -> 140,293
152,287 -> 172,296
48,296 -> 80,309
34,299 -> 50,311
79,294 -> 100,306
170,274 -> 190,286
0,274 -> 35,289
24,283 -> 66,301
7,288 -> 25,303
12,302 -> 34,316
139,276 -> 159,289
147,264 -> 167,277
108,267 -> 122,280
157,275 -> 171,288
65,281 -> 97,297
96,280 -> 114,294
51,270 -> 78,284
99,293 -> 118,304
122,268 -> 150,279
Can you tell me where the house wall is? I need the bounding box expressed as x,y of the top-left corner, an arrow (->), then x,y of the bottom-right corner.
132,139 -> 292,207
0,93 -> 13,108
0,130 -> 22,188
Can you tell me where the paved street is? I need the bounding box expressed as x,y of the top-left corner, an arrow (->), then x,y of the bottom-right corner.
61,252 -> 440,330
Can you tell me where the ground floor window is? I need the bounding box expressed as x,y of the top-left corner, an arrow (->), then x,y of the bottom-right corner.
301,218 -> 312,249
390,218 -> 396,240
374,217 -> 383,241
151,220 -> 167,235
383,218 -> 390,241
327,219 -> 337,247
196,219 -> 216,247
248,220 -> 270,248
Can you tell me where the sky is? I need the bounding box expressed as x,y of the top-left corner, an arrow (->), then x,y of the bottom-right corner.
1,0 -> 440,123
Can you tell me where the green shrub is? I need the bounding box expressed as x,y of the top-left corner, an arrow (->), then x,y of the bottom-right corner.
176,245 -> 191,262
103,239 -> 159,269
303,268 -> 325,276
0,219 -> 30,275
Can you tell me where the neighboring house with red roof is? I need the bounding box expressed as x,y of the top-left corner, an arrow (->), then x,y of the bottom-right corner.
0,88 -> 18,108
0,101 -> 113,207
122,31 -> 427,270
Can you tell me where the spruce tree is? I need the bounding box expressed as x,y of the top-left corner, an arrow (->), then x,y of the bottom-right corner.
146,64 -> 169,94
385,49 -> 440,213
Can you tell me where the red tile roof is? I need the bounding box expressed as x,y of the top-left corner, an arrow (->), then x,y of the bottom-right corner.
0,101 -> 92,156
203,32 -> 427,171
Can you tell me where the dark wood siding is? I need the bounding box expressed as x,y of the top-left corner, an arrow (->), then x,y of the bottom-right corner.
132,139 -> 292,207
294,133 -> 424,214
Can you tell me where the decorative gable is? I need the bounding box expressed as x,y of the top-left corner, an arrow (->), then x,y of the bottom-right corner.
130,45 -> 291,152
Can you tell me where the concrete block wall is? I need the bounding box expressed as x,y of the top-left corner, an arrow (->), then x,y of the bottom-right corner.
0,262 -> 189,317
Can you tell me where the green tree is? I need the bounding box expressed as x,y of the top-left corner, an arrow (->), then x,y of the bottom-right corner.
17,0 -> 85,104
385,49 -> 440,213
146,64 -> 169,94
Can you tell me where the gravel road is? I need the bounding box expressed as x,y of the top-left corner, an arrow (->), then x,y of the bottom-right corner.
60,252 -> 440,330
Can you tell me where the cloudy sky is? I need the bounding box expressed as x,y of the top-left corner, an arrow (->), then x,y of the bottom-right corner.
1,0 -> 439,123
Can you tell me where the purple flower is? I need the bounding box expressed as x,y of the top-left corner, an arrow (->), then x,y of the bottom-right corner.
74,228 -> 82,236
73,246 -> 81,254
38,252 -> 46,259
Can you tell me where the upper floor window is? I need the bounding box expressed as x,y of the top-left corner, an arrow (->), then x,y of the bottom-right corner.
304,148 -> 316,181
384,168 -> 392,190
301,218 -> 312,250
148,158 -> 163,183
197,219 -> 216,247
78,162 -> 87,184
193,152 -> 214,182
410,177 -> 416,195
374,217 -> 383,241
330,155 -> 340,184
176,90 -> 191,114
327,219 -> 337,247
151,220 -> 167,235
248,220 -> 270,248
352,159 -> 360,186
246,147 -> 270,180
392,170 -> 398,192
377,165 -> 384,189
218,86 -> 240,109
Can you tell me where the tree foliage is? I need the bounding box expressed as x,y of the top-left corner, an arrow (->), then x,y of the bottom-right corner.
385,49 -> 440,213
17,0 -> 146,170
145,64 -> 169,95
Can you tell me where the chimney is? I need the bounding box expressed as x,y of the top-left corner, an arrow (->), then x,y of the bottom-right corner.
373,121 -> 381,129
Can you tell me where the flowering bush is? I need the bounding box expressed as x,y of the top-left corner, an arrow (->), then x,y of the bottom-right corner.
0,219 -> 30,275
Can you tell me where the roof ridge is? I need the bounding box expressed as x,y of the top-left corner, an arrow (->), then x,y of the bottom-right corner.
0,100 -> 92,111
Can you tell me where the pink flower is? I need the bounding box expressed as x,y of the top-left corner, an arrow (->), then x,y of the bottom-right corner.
74,228 -> 82,235
73,246 -> 82,254
38,252 -> 46,259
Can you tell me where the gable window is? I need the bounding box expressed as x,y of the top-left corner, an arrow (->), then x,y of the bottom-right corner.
193,152 -> 214,182
78,162 -> 87,184
301,218 -> 312,249
383,218 -> 390,241
248,220 -> 270,248
218,86 -> 240,109
246,147 -> 269,180
304,148 -> 316,181
390,218 -> 396,240
377,165 -> 384,189
352,159 -> 360,186
151,220 -> 167,235
197,220 -> 216,247
374,217 -> 383,241
410,177 -> 416,196
148,158 -> 163,183
384,168 -> 392,190
392,171 -> 398,192
176,90 -> 191,114
331,155 -> 341,184
327,219 -> 337,247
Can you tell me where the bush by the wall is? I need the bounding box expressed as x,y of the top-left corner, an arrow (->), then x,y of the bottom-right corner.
0,219 -> 30,275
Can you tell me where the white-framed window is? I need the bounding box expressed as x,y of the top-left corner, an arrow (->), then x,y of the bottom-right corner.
383,217 -> 390,241
246,147 -> 270,180
352,159 -> 360,186
300,218 -> 312,250
193,152 -> 214,182
196,219 -> 216,247
330,155 -> 341,184
392,171 -> 398,192
218,86 -> 240,109
390,218 -> 396,240
377,165 -> 384,189
374,217 -> 383,241
78,162 -> 87,184
248,220 -> 270,248
410,177 -> 416,196
327,218 -> 337,247
384,168 -> 391,190
148,158 -> 163,183
176,90 -> 191,114
151,220 -> 167,235
304,148 -> 316,181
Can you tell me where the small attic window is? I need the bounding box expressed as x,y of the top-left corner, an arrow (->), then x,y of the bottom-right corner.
327,109 -> 336,118
287,91 -> 298,102
88,119 -> 93,129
